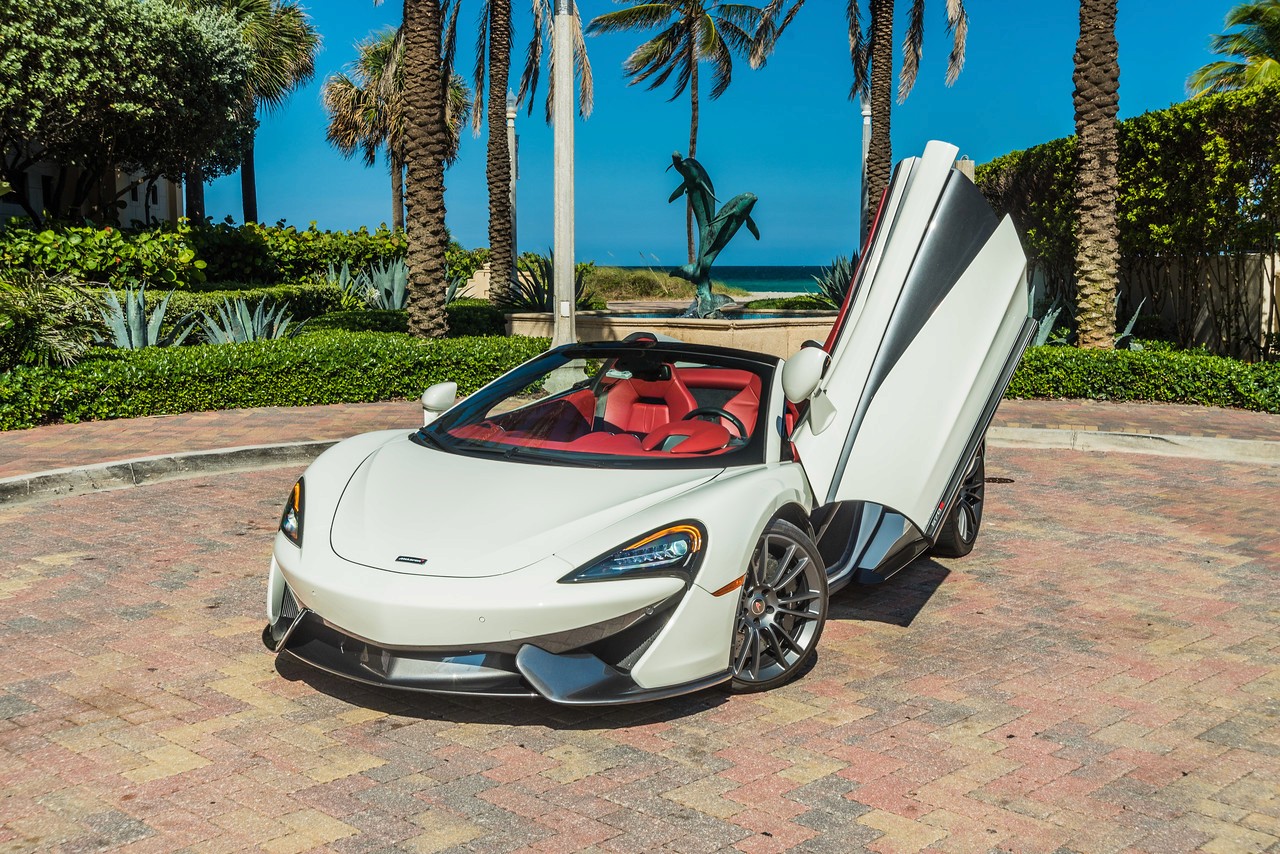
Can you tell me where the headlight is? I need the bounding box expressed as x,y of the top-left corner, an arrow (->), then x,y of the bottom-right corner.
561,522 -> 704,583
279,479 -> 304,546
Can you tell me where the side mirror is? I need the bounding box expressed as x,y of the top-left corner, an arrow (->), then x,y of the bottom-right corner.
781,346 -> 830,403
421,381 -> 458,425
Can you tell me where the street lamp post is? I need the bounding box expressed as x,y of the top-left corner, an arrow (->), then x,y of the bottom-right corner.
545,0 -> 582,393
859,91 -> 872,246
552,0 -> 576,350
506,89 -> 518,268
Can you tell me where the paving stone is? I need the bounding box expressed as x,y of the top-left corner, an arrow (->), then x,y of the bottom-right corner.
0,436 -> 1276,852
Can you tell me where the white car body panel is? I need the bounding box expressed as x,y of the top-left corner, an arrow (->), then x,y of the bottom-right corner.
794,141 -> 1032,532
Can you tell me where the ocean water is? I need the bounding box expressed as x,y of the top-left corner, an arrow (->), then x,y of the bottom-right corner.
614,265 -> 822,294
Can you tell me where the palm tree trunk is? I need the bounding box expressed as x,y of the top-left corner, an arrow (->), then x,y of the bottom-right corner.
391,153 -> 405,231
403,0 -> 450,338
1072,0 -> 1120,349
241,134 -> 259,223
185,165 -> 206,222
487,0 -> 515,299
687,16 -> 699,265
866,0 -> 895,215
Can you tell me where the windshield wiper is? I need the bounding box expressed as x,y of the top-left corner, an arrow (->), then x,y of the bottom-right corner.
410,428 -> 449,451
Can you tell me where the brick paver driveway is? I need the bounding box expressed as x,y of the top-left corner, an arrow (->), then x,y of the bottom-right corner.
0,447 -> 1276,853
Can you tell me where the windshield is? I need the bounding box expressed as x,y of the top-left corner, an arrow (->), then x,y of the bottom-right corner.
420,342 -> 776,469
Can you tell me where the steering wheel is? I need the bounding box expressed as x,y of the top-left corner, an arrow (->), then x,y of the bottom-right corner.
683,406 -> 747,438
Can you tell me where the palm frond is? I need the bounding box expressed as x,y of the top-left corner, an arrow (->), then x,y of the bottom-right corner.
471,0 -> 491,134
898,0 -> 926,103
848,0 -> 868,98
944,0 -> 968,85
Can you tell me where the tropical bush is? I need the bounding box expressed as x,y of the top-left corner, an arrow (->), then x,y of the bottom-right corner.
0,222 -> 208,287
740,295 -> 834,311
811,256 -> 857,310
301,301 -> 507,337
977,83 -> 1280,359
198,298 -> 299,343
188,221 -> 408,283
493,252 -> 599,312
0,271 -> 103,372
97,285 -> 194,348
585,266 -> 749,301
0,333 -> 550,429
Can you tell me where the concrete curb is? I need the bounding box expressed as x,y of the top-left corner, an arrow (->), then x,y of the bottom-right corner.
986,427 -> 1280,464
2,428 -> 1277,508
0,440 -> 336,506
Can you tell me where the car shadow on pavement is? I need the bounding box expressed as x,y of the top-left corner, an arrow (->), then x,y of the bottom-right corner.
827,557 -> 950,628
273,653 -> 731,726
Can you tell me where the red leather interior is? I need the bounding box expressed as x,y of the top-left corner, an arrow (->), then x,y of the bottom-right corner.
640,420 -> 731,454
721,375 -> 762,438
601,374 -> 697,434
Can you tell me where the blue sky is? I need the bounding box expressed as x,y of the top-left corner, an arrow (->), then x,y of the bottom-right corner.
205,0 -> 1239,265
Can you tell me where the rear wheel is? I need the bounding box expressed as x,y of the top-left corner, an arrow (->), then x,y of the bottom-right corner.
930,442 -> 986,558
728,519 -> 828,693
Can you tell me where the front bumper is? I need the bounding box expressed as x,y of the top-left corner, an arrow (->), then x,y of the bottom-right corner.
263,585 -> 731,705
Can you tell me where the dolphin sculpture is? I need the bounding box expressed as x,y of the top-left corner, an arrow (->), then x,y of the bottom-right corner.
666,153 -> 760,318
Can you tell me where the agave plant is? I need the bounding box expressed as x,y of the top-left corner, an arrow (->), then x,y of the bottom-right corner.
361,258 -> 409,310
812,256 -> 858,310
97,285 -> 195,349
445,275 -> 470,305
1032,295 -> 1069,347
325,261 -> 368,311
1114,296 -> 1147,351
0,271 -> 103,372
494,252 -> 596,312
199,298 -> 299,344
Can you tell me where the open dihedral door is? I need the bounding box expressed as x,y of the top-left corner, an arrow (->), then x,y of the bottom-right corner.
793,141 -> 1036,589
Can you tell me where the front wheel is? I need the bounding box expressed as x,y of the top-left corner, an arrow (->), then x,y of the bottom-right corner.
930,442 -> 986,558
728,519 -> 828,693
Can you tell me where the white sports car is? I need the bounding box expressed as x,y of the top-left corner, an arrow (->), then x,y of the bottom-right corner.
263,141 -> 1036,704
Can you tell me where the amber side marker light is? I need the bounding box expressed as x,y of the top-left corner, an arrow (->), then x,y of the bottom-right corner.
712,575 -> 746,597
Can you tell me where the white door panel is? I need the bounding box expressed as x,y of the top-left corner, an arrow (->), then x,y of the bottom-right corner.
794,140 -> 1033,533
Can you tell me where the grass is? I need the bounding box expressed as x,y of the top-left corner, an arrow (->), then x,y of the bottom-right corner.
585,266 -> 751,302
741,295 -> 835,311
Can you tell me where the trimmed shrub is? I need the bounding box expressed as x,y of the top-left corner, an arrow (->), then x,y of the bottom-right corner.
741,295 -> 833,311
302,310 -> 408,334
446,300 -> 507,336
0,221 -> 207,287
299,302 -> 506,337
1007,346 -> 1280,412
0,333 -> 550,429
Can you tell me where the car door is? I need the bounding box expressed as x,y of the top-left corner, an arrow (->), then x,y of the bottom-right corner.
793,141 -> 1036,582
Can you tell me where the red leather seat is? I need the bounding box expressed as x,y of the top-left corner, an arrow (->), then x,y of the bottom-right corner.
722,375 -> 762,438
601,372 -> 697,434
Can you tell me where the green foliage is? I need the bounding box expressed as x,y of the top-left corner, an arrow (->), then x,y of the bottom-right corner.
161,283 -> 342,323
0,221 -> 208,287
0,0 -> 253,222
812,256 -> 857,310
97,285 -> 194,349
1006,346 -> 1280,412
0,271 -> 104,372
198,298 -> 298,343
447,244 -> 489,284
302,301 -> 508,337
585,266 -> 750,300
740,295 -> 833,310
322,261 -> 367,310
0,333 -> 551,428
494,252 -> 599,312
187,220 -> 408,283
977,83 -> 1280,358
362,258 -> 409,309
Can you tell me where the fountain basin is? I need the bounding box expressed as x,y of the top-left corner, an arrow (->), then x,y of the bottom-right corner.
505,308 -> 837,359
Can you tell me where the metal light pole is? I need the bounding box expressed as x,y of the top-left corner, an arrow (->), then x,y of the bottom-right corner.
544,0 -> 582,392
552,0 -> 576,349
506,89 -> 518,265
859,91 -> 872,246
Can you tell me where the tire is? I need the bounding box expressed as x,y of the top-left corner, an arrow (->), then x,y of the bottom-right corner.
728,518 -> 828,693
930,442 -> 986,558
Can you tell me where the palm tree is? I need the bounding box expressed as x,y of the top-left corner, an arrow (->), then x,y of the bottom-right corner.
587,2 -> 765,264
401,0 -> 457,337
323,27 -> 471,230
753,0 -> 968,233
1188,1 -> 1280,95
476,1 -> 594,301
1072,0 -> 1120,348
176,0 -> 320,223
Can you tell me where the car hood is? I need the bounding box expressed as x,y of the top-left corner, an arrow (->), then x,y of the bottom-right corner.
329,435 -> 721,578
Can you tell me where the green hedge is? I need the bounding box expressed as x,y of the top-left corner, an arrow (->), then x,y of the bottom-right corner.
0,333 -> 549,429
1007,346 -> 1280,411
1,219 -> 491,288
292,302 -> 506,337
